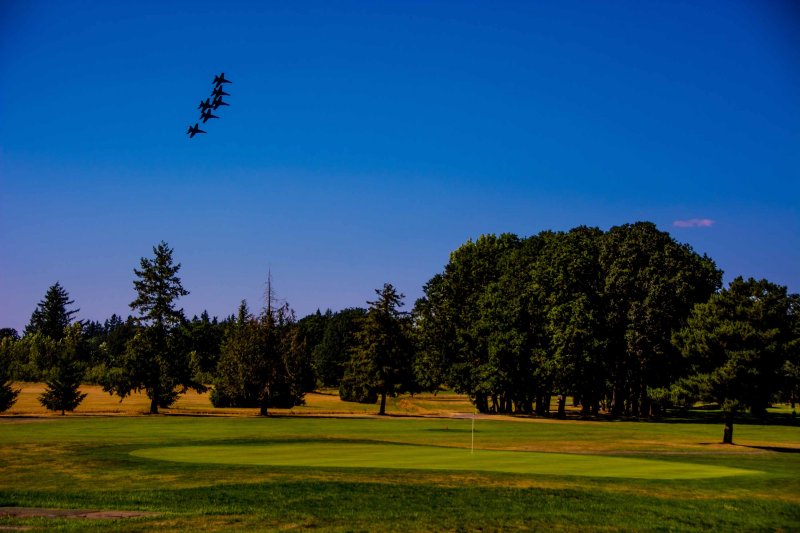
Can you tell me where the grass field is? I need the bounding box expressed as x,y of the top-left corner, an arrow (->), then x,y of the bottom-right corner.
1,386 -> 799,531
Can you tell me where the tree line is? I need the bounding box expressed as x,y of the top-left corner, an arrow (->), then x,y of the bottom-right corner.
412,223 -> 798,442
1,223 -> 798,443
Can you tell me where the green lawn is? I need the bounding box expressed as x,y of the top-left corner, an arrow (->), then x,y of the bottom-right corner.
132,441 -> 757,479
1,414 -> 799,531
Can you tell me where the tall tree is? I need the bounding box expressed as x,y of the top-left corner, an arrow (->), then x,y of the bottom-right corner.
673,277 -> 797,443
0,342 -> 20,412
415,234 -> 523,413
38,324 -> 87,415
103,242 -> 203,413
342,283 -> 416,415
25,282 -> 79,340
600,222 -> 721,417
213,286 -> 308,415
534,227 -> 607,416
780,294 -> 800,413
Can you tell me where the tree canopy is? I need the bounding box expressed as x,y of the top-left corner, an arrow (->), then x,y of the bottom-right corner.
25,282 -> 79,340
102,242 -> 204,414
673,277 -> 798,443
341,283 -> 416,414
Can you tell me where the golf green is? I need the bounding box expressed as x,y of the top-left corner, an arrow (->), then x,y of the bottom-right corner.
131,441 -> 760,479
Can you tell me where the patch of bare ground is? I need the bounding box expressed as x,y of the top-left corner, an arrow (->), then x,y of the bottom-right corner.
0,507 -> 158,519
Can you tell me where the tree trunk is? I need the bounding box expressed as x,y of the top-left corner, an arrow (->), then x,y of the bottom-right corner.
557,395 -> 566,418
149,385 -> 159,414
534,395 -> 546,416
611,383 -> 623,416
640,393 -> 650,419
259,402 -> 269,416
379,391 -> 387,415
475,393 -> 488,414
723,412 -> 734,444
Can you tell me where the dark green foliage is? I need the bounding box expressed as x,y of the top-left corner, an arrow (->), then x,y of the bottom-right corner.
213,298 -> 307,414
0,328 -> 19,342
781,294 -> 800,412
102,242 -> 204,413
338,366 -> 379,403
185,311 -> 225,380
415,234 -> 524,413
341,283 -> 416,414
0,378 -> 18,412
600,222 -> 722,417
307,307 -> 366,387
0,346 -> 20,412
534,226 -> 607,416
416,223 -> 722,417
37,324 -> 88,415
24,282 -> 79,341
673,277 -> 799,442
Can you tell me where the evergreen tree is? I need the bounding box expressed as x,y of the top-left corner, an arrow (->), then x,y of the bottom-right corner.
673,277 -> 797,443
0,328 -> 19,342
186,310 -> 224,378
213,281 -> 308,415
342,284 -> 416,415
25,282 -> 79,340
38,324 -> 87,415
311,308 -> 366,387
103,241 -> 204,413
213,301 -> 265,409
0,345 -> 20,412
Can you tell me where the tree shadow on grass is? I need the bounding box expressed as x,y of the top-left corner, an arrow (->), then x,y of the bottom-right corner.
742,445 -> 800,454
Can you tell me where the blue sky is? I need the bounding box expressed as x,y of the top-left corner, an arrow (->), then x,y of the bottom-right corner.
1,0 -> 798,332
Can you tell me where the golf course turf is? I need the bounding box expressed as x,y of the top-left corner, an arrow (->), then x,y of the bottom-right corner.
2,389 -> 799,531
131,441 -> 759,479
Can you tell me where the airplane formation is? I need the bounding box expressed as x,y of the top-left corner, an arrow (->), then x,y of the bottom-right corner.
187,72 -> 232,138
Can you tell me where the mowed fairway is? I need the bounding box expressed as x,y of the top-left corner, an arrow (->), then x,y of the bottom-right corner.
132,441 -> 757,479
1,395 -> 800,531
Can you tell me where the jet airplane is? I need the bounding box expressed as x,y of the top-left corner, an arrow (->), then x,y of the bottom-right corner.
187,123 -> 206,138
198,98 -> 213,112
213,72 -> 232,85
212,95 -> 230,109
211,85 -> 230,98
200,110 -> 219,123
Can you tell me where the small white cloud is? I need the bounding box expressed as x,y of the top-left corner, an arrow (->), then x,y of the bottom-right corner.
673,218 -> 715,228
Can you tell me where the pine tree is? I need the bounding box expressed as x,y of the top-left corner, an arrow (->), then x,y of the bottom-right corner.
25,282 -> 79,340
0,341 -> 20,412
213,277 -> 308,415
673,277 -> 797,444
38,324 -> 87,415
0,377 -> 19,413
103,242 -> 204,413
342,283 -> 416,415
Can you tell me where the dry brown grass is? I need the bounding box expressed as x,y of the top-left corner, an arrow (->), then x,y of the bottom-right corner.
3,383 -> 482,418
